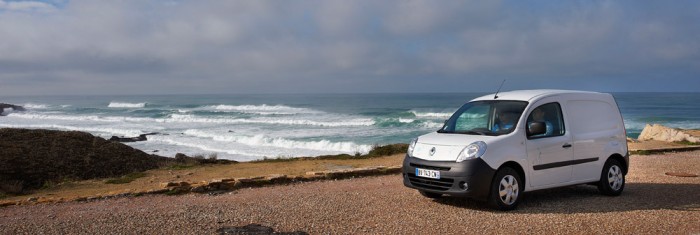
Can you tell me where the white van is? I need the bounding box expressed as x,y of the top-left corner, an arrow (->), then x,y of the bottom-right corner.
402,90 -> 629,210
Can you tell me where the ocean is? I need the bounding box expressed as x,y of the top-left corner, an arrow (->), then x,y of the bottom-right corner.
1,92 -> 698,161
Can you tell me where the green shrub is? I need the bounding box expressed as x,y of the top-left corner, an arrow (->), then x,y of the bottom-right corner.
674,140 -> 700,146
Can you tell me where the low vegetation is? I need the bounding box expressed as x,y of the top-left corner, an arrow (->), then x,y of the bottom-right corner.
105,172 -> 148,184
673,140 -> 700,146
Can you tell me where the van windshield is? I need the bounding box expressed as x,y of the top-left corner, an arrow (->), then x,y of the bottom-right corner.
438,100 -> 528,136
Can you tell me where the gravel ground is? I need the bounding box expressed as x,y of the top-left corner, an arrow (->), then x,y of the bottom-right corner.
1,151 -> 699,234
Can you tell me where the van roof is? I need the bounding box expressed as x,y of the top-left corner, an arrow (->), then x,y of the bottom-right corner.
472,89 -> 606,102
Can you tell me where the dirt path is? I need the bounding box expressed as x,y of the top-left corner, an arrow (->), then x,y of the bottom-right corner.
1,152 -> 699,234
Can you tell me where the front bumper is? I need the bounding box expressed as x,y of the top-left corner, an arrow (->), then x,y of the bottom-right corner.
402,154 -> 496,201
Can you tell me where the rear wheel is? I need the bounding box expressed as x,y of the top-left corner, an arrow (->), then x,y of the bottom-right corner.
488,167 -> 523,210
598,158 -> 625,196
419,191 -> 442,199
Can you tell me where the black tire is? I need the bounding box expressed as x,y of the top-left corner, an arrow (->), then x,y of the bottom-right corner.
488,167 -> 523,211
419,191 -> 443,199
598,158 -> 625,196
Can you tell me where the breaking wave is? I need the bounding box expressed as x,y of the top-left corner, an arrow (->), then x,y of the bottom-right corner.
108,102 -> 147,108
146,136 -> 267,157
163,114 -> 374,127
23,103 -> 50,109
198,104 -> 321,115
409,110 -> 454,118
184,129 -> 372,153
0,123 -> 145,137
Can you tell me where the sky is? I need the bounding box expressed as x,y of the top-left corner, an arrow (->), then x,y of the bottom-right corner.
0,0 -> 699,96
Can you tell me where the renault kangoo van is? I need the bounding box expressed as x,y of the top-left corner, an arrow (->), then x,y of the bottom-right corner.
403,90 -> 628,210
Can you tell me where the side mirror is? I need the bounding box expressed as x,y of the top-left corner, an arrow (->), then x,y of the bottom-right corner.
527,122 -> 546,136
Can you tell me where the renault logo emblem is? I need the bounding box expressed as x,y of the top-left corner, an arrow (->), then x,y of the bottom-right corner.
429,147 -> 436,156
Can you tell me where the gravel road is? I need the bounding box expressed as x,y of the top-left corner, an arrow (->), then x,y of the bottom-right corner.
1,152 -> 699,234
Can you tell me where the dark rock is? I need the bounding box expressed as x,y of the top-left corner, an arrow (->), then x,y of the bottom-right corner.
0,128 -> 174,194
174,152 -> 238,164
109,132 -> 158,143
0,103 -> 25,116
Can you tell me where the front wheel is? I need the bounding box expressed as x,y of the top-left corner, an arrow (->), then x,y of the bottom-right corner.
598,158 -> 625,196
488,167 -> 523,210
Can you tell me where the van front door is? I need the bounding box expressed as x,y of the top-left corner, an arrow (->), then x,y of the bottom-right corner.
525,102 -> 574,188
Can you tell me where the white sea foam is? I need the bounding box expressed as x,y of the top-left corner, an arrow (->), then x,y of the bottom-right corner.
420,121 -> 445,129
108,102 -> 147,108
410,110 -> 454,118
201,104 -> 320,115
6,112 -> 374,127
398,118 -> 415,123
162,114 -> 375,127
623,119 -> 700,132
7,113 -> 106,122
184,129 -> 372,153
23,103 -> 49,109
0,123 -> 144,137
146,135 -> 267,157
6,113 -> 153,123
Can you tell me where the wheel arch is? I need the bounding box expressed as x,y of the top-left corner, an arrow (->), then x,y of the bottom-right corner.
607,153 -> 628,175
497,161 -> 526,188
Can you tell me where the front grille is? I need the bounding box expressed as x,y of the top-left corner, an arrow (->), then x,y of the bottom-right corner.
409,163 -> 450,171
407,173 -> 454,191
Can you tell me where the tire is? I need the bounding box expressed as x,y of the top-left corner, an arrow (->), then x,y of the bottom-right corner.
598,158 -> 625,196
488,167 -> 523,210
419,191 -> 442,199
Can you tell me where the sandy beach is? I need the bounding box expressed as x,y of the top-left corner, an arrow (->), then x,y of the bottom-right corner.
1,151 -> 699,234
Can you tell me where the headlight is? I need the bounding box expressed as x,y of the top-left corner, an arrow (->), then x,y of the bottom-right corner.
407,138 -> 418,157
456,141 -> 487,162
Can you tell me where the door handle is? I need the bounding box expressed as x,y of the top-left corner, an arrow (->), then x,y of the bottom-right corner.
562,143 -> 572,148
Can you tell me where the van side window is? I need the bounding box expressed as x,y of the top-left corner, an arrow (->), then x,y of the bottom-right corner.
527,103 -> 565,138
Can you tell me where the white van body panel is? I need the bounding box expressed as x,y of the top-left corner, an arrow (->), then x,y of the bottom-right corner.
411,90 -> 628,193
412,132 -> 497,161
524,95 -> 574,188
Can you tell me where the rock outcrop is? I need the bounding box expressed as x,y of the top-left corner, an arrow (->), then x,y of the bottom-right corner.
637,124 -> 700,143
0,128 -> 173,194
0,103 -> 25,115
109,133 -> 158,142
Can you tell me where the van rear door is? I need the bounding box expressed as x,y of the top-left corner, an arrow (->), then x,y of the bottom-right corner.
567,98 -> 624,182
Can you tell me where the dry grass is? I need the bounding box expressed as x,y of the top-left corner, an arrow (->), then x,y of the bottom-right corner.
1,153 -> 404,202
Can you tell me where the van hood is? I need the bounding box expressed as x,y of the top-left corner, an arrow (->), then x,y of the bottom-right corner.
412,132 -> 496,161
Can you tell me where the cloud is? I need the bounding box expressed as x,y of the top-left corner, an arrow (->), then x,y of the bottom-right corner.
0,0 -> 698,95
0,0 -> 56,11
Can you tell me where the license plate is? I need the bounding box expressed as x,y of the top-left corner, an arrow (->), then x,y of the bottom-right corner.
415,168 -> 440,179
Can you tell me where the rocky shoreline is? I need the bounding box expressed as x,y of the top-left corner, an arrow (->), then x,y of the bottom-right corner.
0,124 -> 696,207
0,103 -> 25,116
637,123 -> 700,143
0,128 -> 172,194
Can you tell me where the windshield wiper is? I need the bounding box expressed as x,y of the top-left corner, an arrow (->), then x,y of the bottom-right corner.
457,130 -> 486,135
